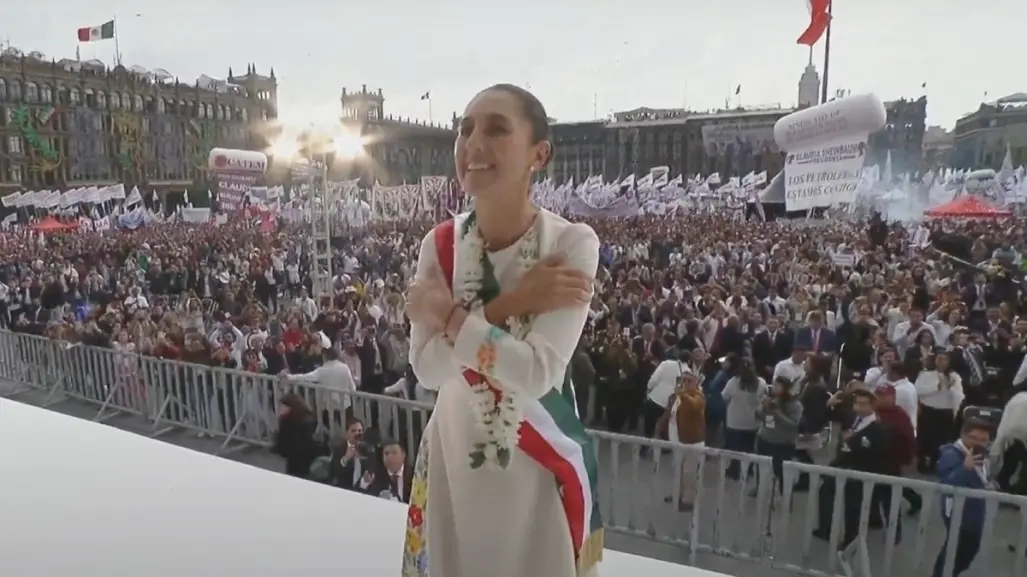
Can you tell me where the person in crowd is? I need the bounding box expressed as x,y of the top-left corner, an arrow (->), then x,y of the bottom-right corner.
328,418 -> 376,491
752,316 -> 793,381
772,342 -> 808,386
702,352 -> 736,445
359,440 -> 412,503
570,334 -> 597,422
283,346 -> 357,428
721,358 -> 768,480
933,419 -> 994,577
664,367 -> 706,511
915,351 -> 965,473
795,310 -> 836,356
815,389 -> 888,548
871,384 -> 920,535
753,376 -> 802,496
793,355 -> 832,492
273,393 -> 321,478
382,365 -> 434,455
644,348 -> 691,440
885,362 -> 919,435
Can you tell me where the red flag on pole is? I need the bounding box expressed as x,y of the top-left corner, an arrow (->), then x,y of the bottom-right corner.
797,0 -> 832,46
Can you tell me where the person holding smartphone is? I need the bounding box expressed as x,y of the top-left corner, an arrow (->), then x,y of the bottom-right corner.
932,419 -> 993,577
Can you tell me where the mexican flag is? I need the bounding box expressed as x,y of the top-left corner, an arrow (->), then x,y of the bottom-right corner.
77,20 -> 115,43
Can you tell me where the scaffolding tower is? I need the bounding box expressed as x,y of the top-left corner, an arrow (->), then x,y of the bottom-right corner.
308,158 -> 333,305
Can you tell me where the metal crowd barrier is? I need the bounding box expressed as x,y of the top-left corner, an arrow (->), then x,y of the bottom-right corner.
0,329 -> 1024,577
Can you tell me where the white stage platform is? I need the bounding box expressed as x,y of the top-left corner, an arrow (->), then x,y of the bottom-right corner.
0,399 -> 732,577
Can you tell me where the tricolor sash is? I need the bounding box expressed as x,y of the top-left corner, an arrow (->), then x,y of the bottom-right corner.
434,219 -> 603,575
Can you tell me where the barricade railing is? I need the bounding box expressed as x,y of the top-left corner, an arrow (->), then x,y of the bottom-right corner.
0,329 -> 1024,577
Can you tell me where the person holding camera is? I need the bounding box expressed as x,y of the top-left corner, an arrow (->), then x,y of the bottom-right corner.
932,419 -> 994,577
329,418 -> 375,491
753,376 -> 803,496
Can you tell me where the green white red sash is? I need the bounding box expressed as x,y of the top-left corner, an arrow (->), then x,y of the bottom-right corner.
434,218 -> 603,575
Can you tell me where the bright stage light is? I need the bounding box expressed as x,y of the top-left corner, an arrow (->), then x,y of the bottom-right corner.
331,131 -> 365,159
268,138 -> 299,159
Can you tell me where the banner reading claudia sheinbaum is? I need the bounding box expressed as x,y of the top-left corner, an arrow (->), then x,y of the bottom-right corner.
773,94 -> 886,213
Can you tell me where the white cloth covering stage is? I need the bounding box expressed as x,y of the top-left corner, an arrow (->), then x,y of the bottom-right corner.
0,399 -> 732,577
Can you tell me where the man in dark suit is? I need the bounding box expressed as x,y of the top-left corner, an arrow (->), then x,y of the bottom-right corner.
360,441 -> 413,503
814,389 -> 888,547
962,273 -> 1000,328
795,310 -> 837,355
617,293 -> 653,333
329,419 -> 376,491
630,323 -> 664,432
753,317 -> 793,379
358,326 -> 388,427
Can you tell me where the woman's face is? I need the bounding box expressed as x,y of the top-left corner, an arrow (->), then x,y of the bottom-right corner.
936,354 -> 950,370
455,88 -> 547,198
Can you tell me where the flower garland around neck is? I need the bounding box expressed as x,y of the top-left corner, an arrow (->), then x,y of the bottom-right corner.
458,211 -> 540,470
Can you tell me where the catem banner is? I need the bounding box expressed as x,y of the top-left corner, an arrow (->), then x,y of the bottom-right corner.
773,93 -> 886,212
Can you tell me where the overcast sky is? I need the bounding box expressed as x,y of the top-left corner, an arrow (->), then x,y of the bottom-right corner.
5,0 -> 1021,131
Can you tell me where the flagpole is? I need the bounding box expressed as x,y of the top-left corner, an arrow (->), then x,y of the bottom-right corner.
427,96 -> 433,124
113,15 -> 122,66
820,0 -> 832,105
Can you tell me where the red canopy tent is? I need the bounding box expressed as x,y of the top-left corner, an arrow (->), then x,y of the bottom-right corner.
29,216 -> 79,231
924,195 -> 1012,218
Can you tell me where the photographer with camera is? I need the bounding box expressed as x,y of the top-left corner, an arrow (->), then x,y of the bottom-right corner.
328,418 -> 376,491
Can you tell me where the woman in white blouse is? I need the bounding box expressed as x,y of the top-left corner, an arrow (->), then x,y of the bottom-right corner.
913,351 -> 964,473
925,304 -> 964,349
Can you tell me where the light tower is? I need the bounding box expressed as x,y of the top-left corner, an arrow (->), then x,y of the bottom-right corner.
308,149 -> 333,304
270,125 -> 366,308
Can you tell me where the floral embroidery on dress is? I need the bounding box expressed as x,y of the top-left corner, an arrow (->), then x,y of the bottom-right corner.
475,341 -> 498,376
401,433 -> 431,576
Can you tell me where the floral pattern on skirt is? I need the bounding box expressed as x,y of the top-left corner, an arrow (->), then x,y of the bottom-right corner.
401,430 -> 431,576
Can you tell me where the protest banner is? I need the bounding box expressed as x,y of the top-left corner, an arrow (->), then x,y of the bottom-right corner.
774,94 -> 886,212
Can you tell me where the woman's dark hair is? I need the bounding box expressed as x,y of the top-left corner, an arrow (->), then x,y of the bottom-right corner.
483,83 -> 552,167
934,350 -> 953,375
737,359 -> 759,391
805,355 -> 831,382
280,393 -> 313,420
677,348 -> 692,363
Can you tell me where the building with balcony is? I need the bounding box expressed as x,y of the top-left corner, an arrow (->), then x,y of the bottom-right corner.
544,105 -> 790,184
951,93 -> 1027,169
0,46 -> 277,194
866,96 -> 927,174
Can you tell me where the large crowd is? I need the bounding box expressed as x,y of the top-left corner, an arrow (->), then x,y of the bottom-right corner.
3,208 -> 1027,576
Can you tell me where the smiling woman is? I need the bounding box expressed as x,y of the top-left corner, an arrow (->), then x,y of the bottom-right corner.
402,85 -> 603,577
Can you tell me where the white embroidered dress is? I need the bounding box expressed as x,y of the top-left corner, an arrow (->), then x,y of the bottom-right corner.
404,209 -> 600,577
